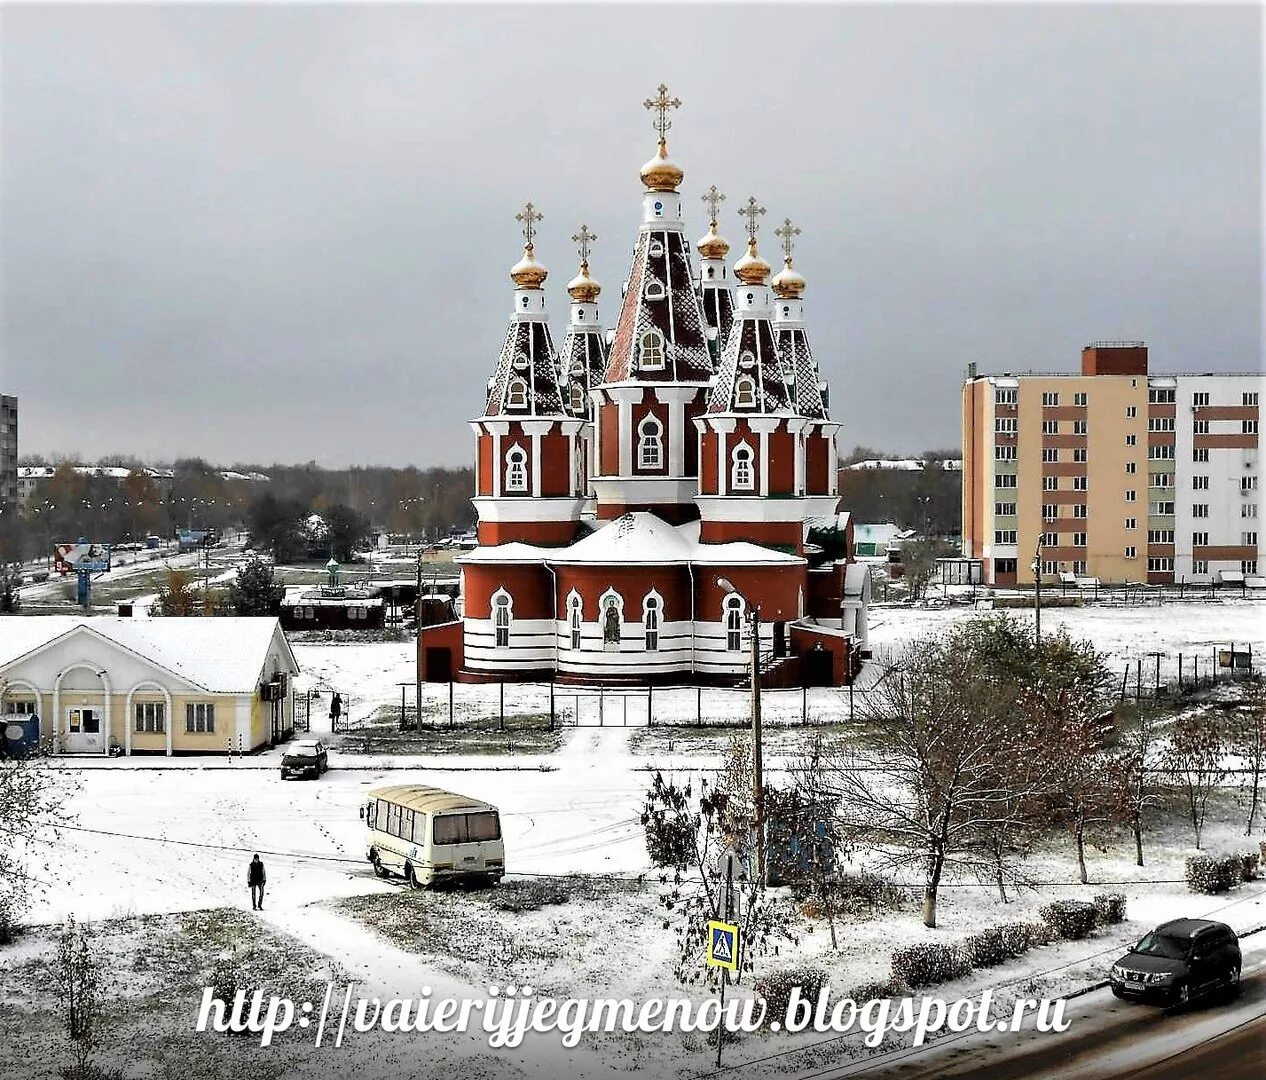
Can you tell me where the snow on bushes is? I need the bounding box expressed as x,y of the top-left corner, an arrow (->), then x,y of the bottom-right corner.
848,978 -> 905,1003
1038,900 -> 1099,940
1093,893 -> 1127,925
755,967 -> 828,1020
1239,851 -> 1260,882
963,925 -> 1030,968
890,942 -> 972,988
1185,854 -> 1243,894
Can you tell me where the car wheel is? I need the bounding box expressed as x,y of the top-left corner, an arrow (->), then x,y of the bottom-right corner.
405,863 -> 421,889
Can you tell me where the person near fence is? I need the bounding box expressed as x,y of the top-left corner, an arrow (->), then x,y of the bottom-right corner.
247,854 -> 266,910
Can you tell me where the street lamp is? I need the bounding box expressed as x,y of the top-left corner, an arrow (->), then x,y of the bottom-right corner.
716,576 -> 765,886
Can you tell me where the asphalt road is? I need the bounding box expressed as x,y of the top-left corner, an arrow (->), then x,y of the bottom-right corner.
854,967 -> 1265,1080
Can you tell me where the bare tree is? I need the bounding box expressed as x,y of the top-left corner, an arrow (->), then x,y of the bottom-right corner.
1232,681 -> 1266,835
1110,703 -> 1165,865
1166,712 -> 1228,849
53,916 -> 117,1079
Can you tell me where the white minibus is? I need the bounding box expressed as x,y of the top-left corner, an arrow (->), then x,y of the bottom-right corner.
361,784 -> 504,887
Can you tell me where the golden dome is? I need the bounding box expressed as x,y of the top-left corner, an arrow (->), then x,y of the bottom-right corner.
734,239 -> 771,286
697,221 -> 731,260
567,262 -> 601,303
509,244 -> 548,289
640,139 -> 684,192
771,258 -> 806,299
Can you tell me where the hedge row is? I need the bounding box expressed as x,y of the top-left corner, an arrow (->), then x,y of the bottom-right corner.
753,967 -> 828,1020
1186,851 -> 1261,895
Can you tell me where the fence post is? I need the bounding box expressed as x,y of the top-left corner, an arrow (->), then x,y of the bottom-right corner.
449,680 -> 454,727
802,685 -> 808,726
1136,659 -> 1142,698
697,685 -> 702,727
499,681 -> 505,732
598,685 -> 604,727
647,685 -> 653,728
400,683 -> 406,730
1120,667 -> 1129,702
1177,653 -> 1183,692
549,681 -> 555,731
1154,653 -> 1161,697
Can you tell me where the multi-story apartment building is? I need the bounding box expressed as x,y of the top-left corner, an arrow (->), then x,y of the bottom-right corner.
962,343 -> 1263,586
0,396 -> 17,511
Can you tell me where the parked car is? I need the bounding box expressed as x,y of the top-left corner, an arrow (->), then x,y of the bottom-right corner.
1109,919 -> 1241,1007
281,739 -> 328,780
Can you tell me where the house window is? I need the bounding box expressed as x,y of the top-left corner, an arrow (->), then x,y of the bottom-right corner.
638,329 -> 666,371
1193,392 -> 1210,407
995,388 -> 1017,406
1042,392 -> 1060,407
1126,406 -> 1137,418
1148,387 -> 1176,404
1125,489 -> 1137,502
1193,420 -> 1209,435
1043,476 -> 1058,491
994,530 -> 1018,545
186,703 -> 215,734
1192,504 -> 1209,518
1042,532 -> 1058,548
1149,417 -> 1175,432
1041,503 -> 1058,520
1149,444 -> 1175,460
1243,560 -> 1259,575
638,416 -> 663,469
1193,475 -> 1209,490
568,594 -> 582,650
999,417 -> 1019,435
995,502 -> 1017,517
1074,392 -> 1087,406
1073,532 -> 1087,548
135,701 -> 165,734
1125,546 -> 1138,559
996,445 -> 1017,461
643,593 -> 662,652
735,375 -> 757,409
1073,503 -> 1088,518
1125,434 -> 1137,446
1040,560 -> 1058,575
492,590 -> 512,648
1042,448 -> 1058,463
1149,529 -> 1175,544
1192,560 -> 1209,574
504,446 -> 528,492
996,473 -> 1018,488
1244,392 -> 1259,407
1151,502 -> 1176,516
644,280 -> 666,301
1147,557 -> 1174,573
1150,472 -> 1173,488
1194,447 -> 1209,463
1041,420 -> 1058,435
1243,531 -> 1259,547
506,378 -> 528,409
724,596 -> 744,651
1125,518 -> 1137,530
731,444 -> 755,490
1072,476 -> 1088,491
1073,448 -> 1087,463
4,700 -> 35,715
1073,420 -> 1087,436
1073,560 -> 1087,574
1126,462 -> 1137,474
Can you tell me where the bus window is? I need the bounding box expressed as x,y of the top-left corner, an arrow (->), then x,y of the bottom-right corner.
433,812 -> 502,845
467,812 -> 501,842
400,808 -> 414,841
433,814 -> 463,845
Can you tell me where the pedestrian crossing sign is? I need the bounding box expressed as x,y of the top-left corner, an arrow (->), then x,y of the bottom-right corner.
707,920 -> 739,971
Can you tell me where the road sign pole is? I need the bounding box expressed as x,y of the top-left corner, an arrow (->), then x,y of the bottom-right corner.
715,963 -> 726,1068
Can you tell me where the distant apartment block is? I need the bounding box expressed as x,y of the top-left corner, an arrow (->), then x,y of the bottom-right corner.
962,344 -> 1263,586
16,464 -> 270,506
0,396 -> 16,511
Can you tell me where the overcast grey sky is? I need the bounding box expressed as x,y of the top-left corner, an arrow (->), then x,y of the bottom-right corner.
2,3 -> 1260,468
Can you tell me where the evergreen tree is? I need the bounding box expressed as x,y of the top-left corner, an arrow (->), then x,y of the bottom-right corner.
227,555 -> 284,616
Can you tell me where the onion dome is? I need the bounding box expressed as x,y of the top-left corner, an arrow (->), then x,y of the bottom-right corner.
734,239 -> 771,286
771,258 -> 806,299
640,140 -> 684,193
697,220 -> 731,260
510,244 -> 548,288
567,262 -> 601,302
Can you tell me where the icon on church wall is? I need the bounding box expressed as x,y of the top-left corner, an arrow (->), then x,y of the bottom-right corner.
602,597 -> 622,646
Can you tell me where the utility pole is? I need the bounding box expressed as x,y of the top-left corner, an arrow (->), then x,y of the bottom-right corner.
1031,531 -> 1044,649
750,604 -> 764,886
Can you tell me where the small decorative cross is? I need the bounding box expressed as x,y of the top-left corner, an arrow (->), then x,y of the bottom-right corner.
701,185 -> 726,226
775,217 -> 801,263
572,224 -> 597,268
737,196 -> 766,244
643,83 -> 682,141
515,202 -> 543,248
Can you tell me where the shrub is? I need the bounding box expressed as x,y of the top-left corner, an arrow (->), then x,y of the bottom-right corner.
1022,921 -> 1055,948
1238,851 -> 1260,882
489,879 -> 570,912
833,873 -> 908,916
1185,854 -> 1241,895
963,924 -> 1030,968
890,942 -> 972,989
755,967 -> 828,1022
1038,901 -> 1099,940
1093,893 -> 1127,925
849,978 -> 904,1003
1259,840 -> 1266,865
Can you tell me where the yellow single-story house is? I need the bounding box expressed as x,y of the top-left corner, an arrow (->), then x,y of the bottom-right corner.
0,616 -> 300,756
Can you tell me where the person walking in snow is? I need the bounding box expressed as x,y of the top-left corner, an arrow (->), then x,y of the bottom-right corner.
248,854 -> 266,910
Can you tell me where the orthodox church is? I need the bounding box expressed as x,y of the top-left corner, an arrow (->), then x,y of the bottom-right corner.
418,87 -> 870,687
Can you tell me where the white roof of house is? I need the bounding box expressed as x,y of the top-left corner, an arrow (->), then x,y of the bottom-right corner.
0,616 -> 297,692
845,458 -> 963,472
458,512 -> 803,568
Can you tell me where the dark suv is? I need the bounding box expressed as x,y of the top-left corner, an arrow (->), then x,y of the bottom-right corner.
1109,918 -> 1241,1007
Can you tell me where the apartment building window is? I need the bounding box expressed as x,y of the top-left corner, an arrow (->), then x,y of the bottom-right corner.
1192,531 -> 1208,546
1243,560 -> 1259,575
1074,392 -> 1087,407
1193,420 -> 1209,435
1125,518 -> 1137,530
995,388 -> 1017,406
1073,503 -> 1088,518
1072,532 -> 1087,548
1192,392 -> 1210,407
1042,391 -> 1059,407
1194,447 -> 1209,463
1125,406 -> 1137,419
1245,504 -> 1259,519
995,473 -> 1018,488
1193,475 -> 1209,490
1125,462 -> 1137,475
1244,476 -> 1259,492
1244,531 -> 1259,547
1042,448 -> 1058,463
1125,489 -> 1137,502
1043,476 -> 1059,491
1125,434 -> 1137,446
1073,420 -> 1087,436
995,502 -> 1017,517
1072,476 -> 1088,491
1193,560 -> 1209,575
1245,420 -> 1259,435
1073,559 -> 1087,574
1192,504 -> 1209,518
1042,420 -> 1059,435
1150,472 -> 1173,488
1042,532 -> 1058,548
1042,503 -> 1058,520
1150,501 -> 1175,516
994,530 -> 1017,545
1147,557 -> 1174,573
1149,444 -> 1175,460
1148,387 -> 1176,404
996,417 -> 1017,435
1149,529 -> 1175,544
1125,546 -> 1138,559
995,559 -> 1017,575
1148,416 -> 1175,433
1041,560 -> 1059,575
1073,448 -> 1088,463
1245,392 -> 1259,407
995,445 -> 1017,461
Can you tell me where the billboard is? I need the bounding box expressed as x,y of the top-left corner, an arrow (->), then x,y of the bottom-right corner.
54,542 -> 112,574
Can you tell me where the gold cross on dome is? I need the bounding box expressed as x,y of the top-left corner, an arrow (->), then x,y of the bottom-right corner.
775,217 -> 801,263
515,202 -> 543,247
738,196 -> 766,243
701,185 -> 726,226
643,83 -> 681,142
572,224 -> 597,267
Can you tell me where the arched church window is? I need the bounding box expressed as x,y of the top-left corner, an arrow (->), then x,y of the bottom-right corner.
638,330 -> 665,371
706,266 -> 715,280
735,376 -> 757,409
506,378 -> 529,409
782,306 -> 791,317
599,589 -> 623,648
648,239 -> 665,258
643,592 -> 662,652
644,280 -> 666,301
731,444 -> 755,491
505,446 -> 528,492
725,595 -> 745,652
739,351 -> 756,370
577,310 -> 585,321
638,415 -> 663,469
492,589 -> 513,648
